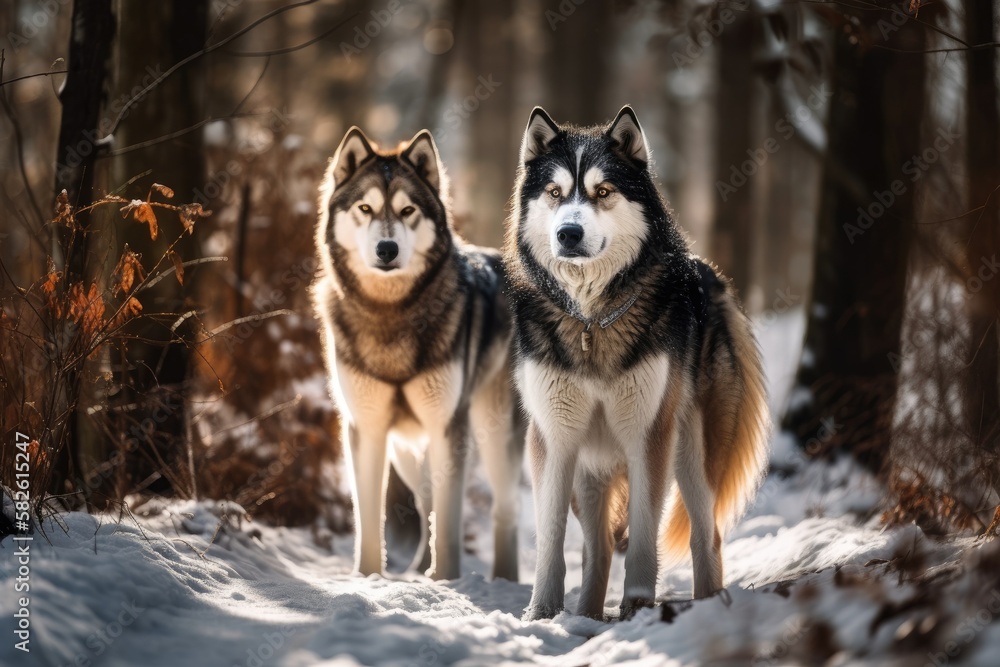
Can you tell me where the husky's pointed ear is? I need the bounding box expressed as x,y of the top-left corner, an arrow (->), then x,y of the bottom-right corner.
520,107 -> 560,163
331,127 -> 375,187
607,105 -> 649,165
401,129 -> 443,191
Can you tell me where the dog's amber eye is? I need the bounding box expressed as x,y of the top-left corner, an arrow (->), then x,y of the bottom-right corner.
549,188 -> 561,199
400,206 -> 415,217
358,203 -> 372,214
597,187 -> 610,198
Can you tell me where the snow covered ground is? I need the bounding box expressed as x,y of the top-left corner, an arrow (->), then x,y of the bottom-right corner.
2,311 -> 997,666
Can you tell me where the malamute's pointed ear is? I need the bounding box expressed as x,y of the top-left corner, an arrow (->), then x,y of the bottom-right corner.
332,127 -> 375,187
607,105 -> 650,165
520,107 -> 560,163
401,129 -> 443,191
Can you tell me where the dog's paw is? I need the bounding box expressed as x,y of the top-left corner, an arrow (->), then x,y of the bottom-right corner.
521,603 -> 563,622
619,597 -> 654,620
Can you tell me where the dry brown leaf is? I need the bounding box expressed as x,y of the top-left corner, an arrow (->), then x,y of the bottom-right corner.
65,282 -> 84,321
178,203 -> 210,236
120,201 -> 160,240
111,296 -> 143,329
151,183 -> 175,199
169,251 -> 184,286
80,282 -> 106,338
41,268 -> 60,297
54,190 -> 75,227
42,259 -> 62,316
112,247 -> 145,295
134,203 -> 159,240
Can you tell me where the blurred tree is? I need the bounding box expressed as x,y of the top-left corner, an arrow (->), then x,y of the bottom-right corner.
48,0 -> 116,499
105,0 -> 208,500
782,10 -> 925,471
710,9 -> 759,309
963,0 -> 1000,480
753,3 -> 827,314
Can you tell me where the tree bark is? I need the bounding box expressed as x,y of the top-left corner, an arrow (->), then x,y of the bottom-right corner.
53,0 -> 115,273
710,14 -> 758,308
963,0 -> 1000,463
108,0 -> 208,500
782,14 -> 925,471
50,0 -> 116,499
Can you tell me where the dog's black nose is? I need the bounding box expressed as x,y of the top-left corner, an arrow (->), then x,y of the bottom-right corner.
556,224 -> 584,250
376,240 -> 398,263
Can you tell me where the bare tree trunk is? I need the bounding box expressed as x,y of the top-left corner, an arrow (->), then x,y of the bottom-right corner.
963,0 -> 1000,462
464,0 -> 518,246
540,0 -> 615,125
710,13 -> 760,310
53,0 -> 115,270
50,0 -> 115,498
782,14 -> 925,471
108,0 -> 208,500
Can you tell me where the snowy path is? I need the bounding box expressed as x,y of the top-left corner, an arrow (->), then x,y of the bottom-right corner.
2,312 -> 994,666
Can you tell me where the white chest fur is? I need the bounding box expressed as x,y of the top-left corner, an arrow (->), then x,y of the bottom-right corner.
519,355 -> 671,470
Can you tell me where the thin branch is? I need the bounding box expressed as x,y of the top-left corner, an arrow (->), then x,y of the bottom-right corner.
103,111 -> 269,158
232,57 -> 270,115
107,48 -> 274,159
205,310 -> 295,338
139,256 -> 228,292
871,42 -> 1000,54
226,14 -> 359,57
209,395 -> 302,436
105,0 -> 330,137
0,69 -> 69,89
0,50 -> 46,228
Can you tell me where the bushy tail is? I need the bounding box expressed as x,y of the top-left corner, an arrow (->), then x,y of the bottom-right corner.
662,301 -> 771,563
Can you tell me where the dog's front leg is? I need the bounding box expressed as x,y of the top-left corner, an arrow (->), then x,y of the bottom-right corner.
615,366 -> 674,619
425,414 -> 469,580
620,450 -> 665,618
403,361 -> 466,580
345,422 -> 390,576
523,421 -> 576,621
335,361 -> 395,577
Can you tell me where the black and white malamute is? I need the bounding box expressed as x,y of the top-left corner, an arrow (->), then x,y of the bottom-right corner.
313,127 -> 522,581
504,106 -> 770,620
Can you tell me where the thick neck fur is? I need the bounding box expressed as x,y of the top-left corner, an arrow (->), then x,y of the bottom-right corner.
504,160 -> 701,375
507,167 -> 687,322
